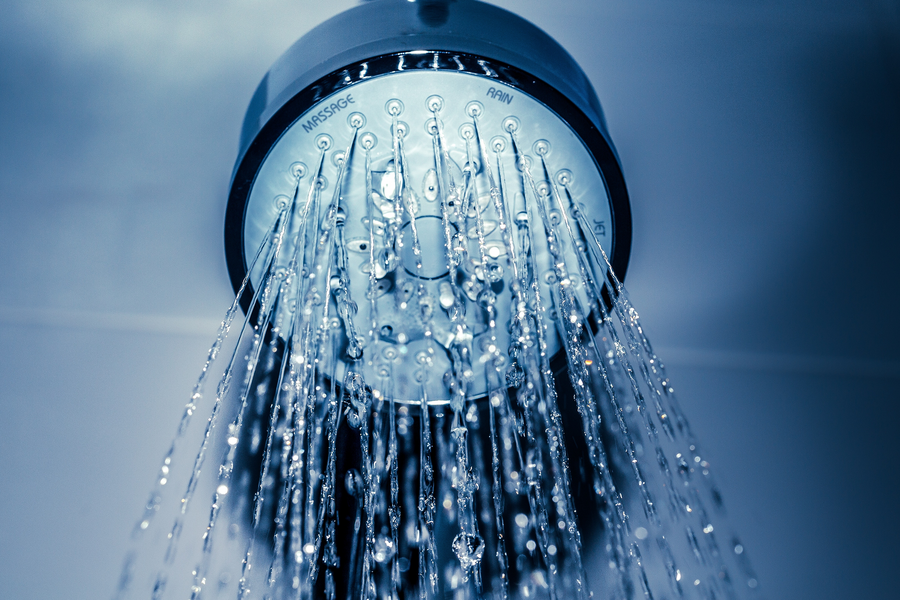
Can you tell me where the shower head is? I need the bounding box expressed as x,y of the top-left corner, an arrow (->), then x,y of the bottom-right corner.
224,0 -> 631,403
121,4 -> 756,599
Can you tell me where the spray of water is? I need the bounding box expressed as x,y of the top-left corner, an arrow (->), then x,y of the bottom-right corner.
116,98 -> 760,600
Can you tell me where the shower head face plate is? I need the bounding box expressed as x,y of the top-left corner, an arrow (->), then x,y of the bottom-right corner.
234,65 -> 620,403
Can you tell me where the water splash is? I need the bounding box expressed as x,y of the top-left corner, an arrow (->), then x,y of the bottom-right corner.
122,95 -> 759,600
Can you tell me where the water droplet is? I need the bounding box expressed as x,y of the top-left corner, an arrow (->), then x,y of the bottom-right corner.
506,361 -> 525,388
477,289 -> 497,308
380,248 -> 399,273
423,169 -> 439,201
452,532 -> 485,571
374,534 -> 395,563
439,282 -> 456,309
345,469 -> 362,497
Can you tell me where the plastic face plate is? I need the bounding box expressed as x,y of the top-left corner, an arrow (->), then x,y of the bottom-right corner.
241,70 -> 614,402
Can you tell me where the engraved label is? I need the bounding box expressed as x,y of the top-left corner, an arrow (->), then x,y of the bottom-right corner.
486,87 -> 514,105
301,93 -> 356,133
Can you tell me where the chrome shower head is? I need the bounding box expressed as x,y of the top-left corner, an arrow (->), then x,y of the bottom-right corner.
224,0 -> 631,404
122,5 -> 758,600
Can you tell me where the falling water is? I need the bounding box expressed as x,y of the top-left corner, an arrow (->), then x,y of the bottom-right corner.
118,94 -> 760,600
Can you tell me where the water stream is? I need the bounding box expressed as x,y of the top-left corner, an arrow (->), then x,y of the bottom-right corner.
117,97 -> 760,600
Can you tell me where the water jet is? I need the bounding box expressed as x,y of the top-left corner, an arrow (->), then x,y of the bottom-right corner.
121,2 -> 760,598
